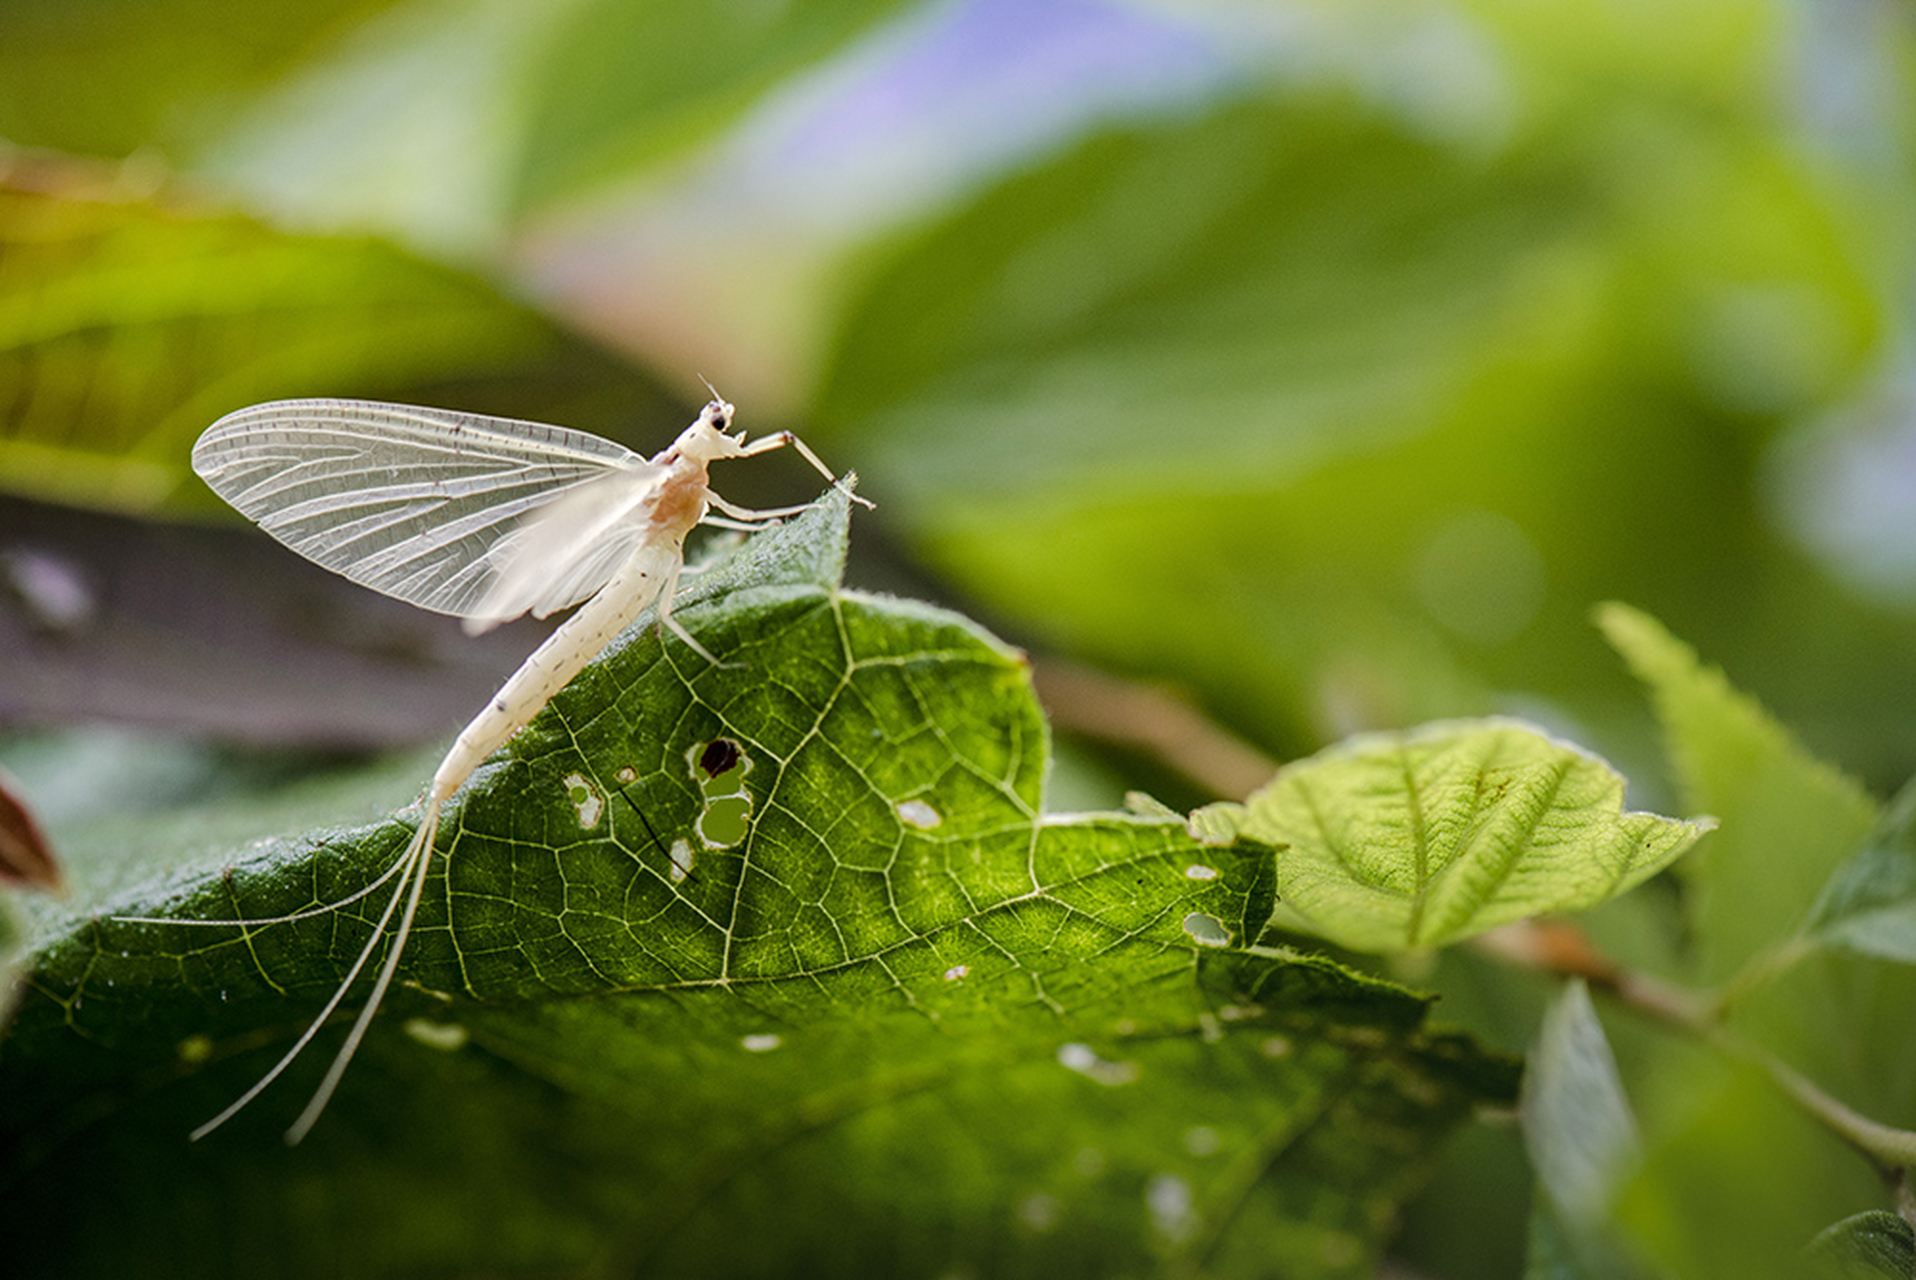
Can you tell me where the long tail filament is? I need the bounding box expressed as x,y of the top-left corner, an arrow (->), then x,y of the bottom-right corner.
189,800 -> 441,1145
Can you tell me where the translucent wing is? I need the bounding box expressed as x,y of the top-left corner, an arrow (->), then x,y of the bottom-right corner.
461,467 -> 667,634
193,399 -> 662,620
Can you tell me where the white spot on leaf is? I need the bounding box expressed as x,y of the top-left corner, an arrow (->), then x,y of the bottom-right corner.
669,838 -> 695,883
741,1033 -> 782,1053
1184,864 -> 1218,881
1147,1174 -> 1196,1240
1017,1192 -> 1061,1232
1182,1125 -> 1220,1156
403,1018 -> 470,1052
1181,912 -> 1230,947
562,772 -> 603,827
1057,1042 -> 1139,1086
943,964 -> 969,981
896,799 -> 942,829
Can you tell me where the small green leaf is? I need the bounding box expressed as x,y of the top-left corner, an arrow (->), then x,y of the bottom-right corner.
1805,1211 -> 1916,1280
1192,719 -> 1708,954
1596,602 -> 1879,982
1806,775 -> 1916,964
1,494 -> 1516,1278
1522,982 -> 1645,1280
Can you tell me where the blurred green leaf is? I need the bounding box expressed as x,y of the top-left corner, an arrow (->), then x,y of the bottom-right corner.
1806,775 -> 1916,965
0,174 -> 669,513
510,0 -> 909,212
1522,981 -> 1648,1280
1,495 -> 1517,1278
811,66 -> 1894,769
0,0 -> 402,157
1190,719 -> 1707,954
1596,602 -> 1879,984
1614,1055 -> 1884,1280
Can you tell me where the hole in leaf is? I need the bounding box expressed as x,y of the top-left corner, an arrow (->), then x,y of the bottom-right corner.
686,740 -> 753,847
1181,912 -> 1230,947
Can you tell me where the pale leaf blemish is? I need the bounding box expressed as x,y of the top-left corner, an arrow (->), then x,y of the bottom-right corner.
1262,1035 -> 1292,1059
1017,1192 -> 1061,1233
562,772 -> 603,827
1181,912 -> 1230,947
943,963 -> 969,981
404,1018 -> 470,1052
1147,1174 -> 1196,1240
669,838 -> 695,883
1184,864 -> 1219,881
1182,1125 -> 1220,1156
896,798 -> 942,830
615,766 -> 637,784
741,1033 -> 782,1053
1057,1042 -> 1140,1086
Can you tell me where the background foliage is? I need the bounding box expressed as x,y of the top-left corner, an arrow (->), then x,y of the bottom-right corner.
5,1 -> 1916,1276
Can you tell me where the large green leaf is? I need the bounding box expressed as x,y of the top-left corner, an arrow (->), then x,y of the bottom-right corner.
1,494 -> 1516,1278
808,59 -> 1898,778
1190,719 -> 1708,954
0,177 -> 669,513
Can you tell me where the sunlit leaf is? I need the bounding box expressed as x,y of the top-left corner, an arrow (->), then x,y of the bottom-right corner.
1190,719 -> 1707,954
0,494 -> 1517,1278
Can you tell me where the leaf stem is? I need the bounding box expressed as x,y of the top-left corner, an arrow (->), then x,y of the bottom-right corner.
1475,921 -> 1916,1183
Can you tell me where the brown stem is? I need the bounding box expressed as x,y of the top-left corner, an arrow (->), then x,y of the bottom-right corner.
1030,657 -> 1278,800
1473,920 -> 1916,1180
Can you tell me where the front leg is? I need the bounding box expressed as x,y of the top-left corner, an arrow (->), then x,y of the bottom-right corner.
657,561 -> 739,668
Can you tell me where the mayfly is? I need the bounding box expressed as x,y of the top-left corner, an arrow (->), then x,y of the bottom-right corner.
130,393 -> 865,1143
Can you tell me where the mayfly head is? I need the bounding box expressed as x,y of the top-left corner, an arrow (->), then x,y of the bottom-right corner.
660,397 -> 745,466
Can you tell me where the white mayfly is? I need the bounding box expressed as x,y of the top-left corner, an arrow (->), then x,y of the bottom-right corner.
136,393 -> 864,1143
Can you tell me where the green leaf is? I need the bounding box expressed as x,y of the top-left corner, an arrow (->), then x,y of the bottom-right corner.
1190,719 -> 1708,954
1596,602 -> 1879,983
1522,982 -> 1646,1280
1805,1211 -> 1916,1280
0,0 -> 403,157
1805,775 -> 1916,964
0,178 -> 670,513
1,494 -> 1517,1278
509,0 -> 909,212
811,74 -> 1891,768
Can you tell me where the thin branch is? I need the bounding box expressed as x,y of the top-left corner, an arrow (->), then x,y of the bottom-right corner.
1030,657 -> 1278,800
1474,920 -> 1916,1180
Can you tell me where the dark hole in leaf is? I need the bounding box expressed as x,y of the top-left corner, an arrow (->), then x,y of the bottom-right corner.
699,739 -> 742,777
